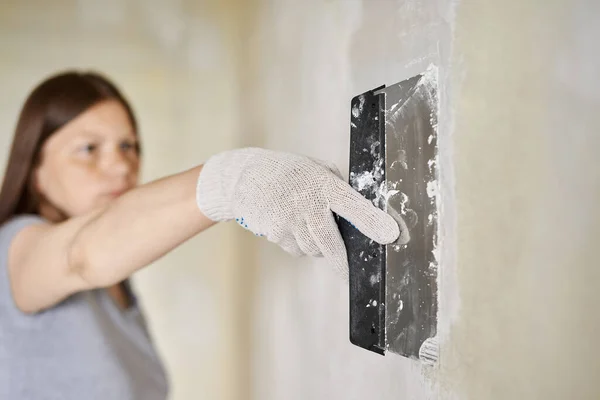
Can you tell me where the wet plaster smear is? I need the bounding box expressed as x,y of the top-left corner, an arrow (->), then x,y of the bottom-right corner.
247,0 -> 600,399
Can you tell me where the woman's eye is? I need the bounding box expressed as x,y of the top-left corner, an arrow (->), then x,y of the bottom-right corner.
120,141 -> 139,153
81,143 -> 97,154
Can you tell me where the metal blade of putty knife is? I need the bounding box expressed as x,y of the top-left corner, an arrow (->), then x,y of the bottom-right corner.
338,65 -> 439,361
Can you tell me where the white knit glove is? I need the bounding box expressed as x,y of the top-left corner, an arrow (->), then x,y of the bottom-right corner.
196,148 -> 408,278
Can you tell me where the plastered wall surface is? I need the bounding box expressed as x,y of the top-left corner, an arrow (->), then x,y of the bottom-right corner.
446,1 -> 600,398
245,0 -> 600,399
247,1 -> 451,399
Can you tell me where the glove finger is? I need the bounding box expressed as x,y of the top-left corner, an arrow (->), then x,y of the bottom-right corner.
387,206 -> 411,245
295,226 -> 323,257
329,179 -> 400,245
273,233 -> 305,257
309,211 -> 349,280
308,157 -> 344,180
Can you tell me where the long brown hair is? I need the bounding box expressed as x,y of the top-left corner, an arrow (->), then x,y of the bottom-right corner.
0,71 -> 139,226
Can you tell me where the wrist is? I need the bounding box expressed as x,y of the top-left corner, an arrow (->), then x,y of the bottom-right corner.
195,148 -> 261,221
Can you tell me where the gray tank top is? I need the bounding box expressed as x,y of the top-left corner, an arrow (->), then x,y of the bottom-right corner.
0,215 -> 169,399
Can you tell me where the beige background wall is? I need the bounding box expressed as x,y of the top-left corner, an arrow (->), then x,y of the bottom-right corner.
0,1 -> 247,399
1,0 -> 599,399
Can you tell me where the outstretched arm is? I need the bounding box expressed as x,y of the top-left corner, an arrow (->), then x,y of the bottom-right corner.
9,148 -> 407,314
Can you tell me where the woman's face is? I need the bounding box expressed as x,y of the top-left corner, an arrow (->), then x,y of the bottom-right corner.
35,100 -> 140,218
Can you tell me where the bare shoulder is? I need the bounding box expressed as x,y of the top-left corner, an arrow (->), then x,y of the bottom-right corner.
4,216 -> 63,313
8,218 -> 51,266
4,211 -> 104,313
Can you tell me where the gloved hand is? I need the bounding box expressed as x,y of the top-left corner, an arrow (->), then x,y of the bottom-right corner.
196,148 -> 408,278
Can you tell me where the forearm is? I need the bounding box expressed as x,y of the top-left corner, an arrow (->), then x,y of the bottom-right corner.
71,164 -> 215,287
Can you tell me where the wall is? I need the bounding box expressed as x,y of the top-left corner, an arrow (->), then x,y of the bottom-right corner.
0,1 -> 246,399
245,1 -> 452,398
2,1 -> 599,399
244,0 -> 600,399
446,1 -> 600,398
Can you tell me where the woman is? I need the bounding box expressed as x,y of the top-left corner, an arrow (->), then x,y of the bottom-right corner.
0,71 -> 405,399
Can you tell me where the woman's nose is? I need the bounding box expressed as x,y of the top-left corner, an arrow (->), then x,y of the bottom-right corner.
103,148 -> 134,177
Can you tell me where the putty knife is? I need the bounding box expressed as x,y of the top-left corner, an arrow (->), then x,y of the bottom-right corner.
338,65 -> 439,362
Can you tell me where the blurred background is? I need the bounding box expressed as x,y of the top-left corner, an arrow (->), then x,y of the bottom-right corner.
1,0 -> 599,399
0,1 -> 251,399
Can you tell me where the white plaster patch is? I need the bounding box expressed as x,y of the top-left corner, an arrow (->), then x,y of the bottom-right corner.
426,180 -> 438,197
